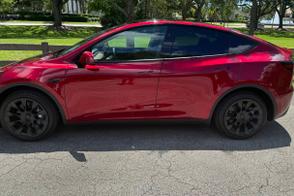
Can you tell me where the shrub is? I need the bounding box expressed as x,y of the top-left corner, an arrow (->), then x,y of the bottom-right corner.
1,12 -> 99,22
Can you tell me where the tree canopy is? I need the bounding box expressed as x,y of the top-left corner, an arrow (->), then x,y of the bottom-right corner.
0,0 -> 14,12
1,0 -> 293,34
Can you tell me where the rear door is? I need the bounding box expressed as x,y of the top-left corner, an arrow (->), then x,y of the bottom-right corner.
156,25 -> 255,119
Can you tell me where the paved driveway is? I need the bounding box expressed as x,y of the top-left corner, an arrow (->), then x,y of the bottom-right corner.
0,99 -> 293,196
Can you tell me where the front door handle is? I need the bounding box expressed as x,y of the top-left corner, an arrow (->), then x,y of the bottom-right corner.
48,78 -> 64,84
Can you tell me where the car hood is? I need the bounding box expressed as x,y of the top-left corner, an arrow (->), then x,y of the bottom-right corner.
3,54 -> 77,70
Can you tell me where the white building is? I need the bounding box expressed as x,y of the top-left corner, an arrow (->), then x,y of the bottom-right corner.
261,8 -> 293,25
63,0 -> 87,14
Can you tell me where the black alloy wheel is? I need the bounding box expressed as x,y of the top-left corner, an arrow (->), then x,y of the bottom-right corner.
0,91 -> 59,141
214,92 -> 267,139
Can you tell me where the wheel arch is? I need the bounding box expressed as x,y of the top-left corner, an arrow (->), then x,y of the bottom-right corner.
0,84 -> 67,124
210,85 -> 276,122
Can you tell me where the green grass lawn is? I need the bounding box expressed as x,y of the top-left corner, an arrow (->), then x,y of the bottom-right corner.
0,26 -> 97,61
0,20 -> 100,25
0,26 -> 293,61
0,38 -> 83,45
237,28 -> 294,49
256,35 -> 294,48
0,51 -> 41,61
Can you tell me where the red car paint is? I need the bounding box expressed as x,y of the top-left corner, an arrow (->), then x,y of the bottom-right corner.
0,20 -> 292,124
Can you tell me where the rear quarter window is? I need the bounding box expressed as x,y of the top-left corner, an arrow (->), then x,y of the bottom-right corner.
165,25 -> 257,58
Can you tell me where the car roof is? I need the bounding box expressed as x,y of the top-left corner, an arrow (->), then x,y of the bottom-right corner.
114,19 -> 232,32
100,20 -> 266,46
95,19 -> 237,43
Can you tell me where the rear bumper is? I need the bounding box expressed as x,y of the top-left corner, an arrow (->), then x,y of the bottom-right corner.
274,88 -> 293,119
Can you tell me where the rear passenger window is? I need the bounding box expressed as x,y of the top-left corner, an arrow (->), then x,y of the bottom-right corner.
165,25 -> 256,58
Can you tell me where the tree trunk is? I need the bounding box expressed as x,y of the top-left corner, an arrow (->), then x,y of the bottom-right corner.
195,10 -> 202,21
144,0 -> 149,18
249,0 -> 258,35
193,1 -> 205,22
52,0 -> 63,28
126,0 -> 135,22
182,10 -> 187,20
278,13 -> 284,29
277,1 -> 287,30
181,0 -> 188,21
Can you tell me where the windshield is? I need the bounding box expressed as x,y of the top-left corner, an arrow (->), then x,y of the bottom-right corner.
55,26 -> 119,57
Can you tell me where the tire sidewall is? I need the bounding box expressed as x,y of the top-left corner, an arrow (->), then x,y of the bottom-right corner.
0,92 -> 58,141
214,93 -> 267,139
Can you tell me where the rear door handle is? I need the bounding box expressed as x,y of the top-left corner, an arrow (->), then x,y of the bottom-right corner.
138,70 -> 155,74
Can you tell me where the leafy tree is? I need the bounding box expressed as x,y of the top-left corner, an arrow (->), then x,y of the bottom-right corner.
205,0 -> 238,22
275,0 -> 294,29
13,0 -> 66,28
90,0 -> 181,26
179,0 -> 193,20
192,0 -> 206,21
89,0 -> 137,27
168,0 -> 207,21
13,0 -> 49,12
142,0 -> 177,19
51,0 -> 68,28
239,0 -> 279,35
0,0 -> 14,12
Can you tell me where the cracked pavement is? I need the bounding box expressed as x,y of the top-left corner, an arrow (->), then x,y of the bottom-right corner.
0,99 -> 293,196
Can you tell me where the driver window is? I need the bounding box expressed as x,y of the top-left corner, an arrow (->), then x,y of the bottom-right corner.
91,25 -> 167,61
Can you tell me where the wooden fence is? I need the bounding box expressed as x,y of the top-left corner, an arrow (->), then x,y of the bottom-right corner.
0,42 -> 67,66
0,43 -> 293,66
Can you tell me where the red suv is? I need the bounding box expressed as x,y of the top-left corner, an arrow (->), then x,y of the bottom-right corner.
0,20 -> 293,141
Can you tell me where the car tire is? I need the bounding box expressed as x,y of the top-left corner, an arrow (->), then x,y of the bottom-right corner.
0,90 -> 59,141
213,92 -> 267,139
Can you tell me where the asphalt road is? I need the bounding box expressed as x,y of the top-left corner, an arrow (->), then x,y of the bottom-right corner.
0,99 -> 293,196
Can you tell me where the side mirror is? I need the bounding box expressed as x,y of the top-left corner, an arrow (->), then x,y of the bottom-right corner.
79,51 -> 94,66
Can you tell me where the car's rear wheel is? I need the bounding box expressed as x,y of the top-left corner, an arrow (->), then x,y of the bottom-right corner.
213,92 -> 267,139
0,90 -> 59,141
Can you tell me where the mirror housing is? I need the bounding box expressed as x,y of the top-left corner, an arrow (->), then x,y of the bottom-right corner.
79,51 -> 94,66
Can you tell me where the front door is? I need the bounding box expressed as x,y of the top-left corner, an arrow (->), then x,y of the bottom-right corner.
64,25 -> 167,122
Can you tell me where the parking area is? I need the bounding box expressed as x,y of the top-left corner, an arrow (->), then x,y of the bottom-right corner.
0,99 -> 293,195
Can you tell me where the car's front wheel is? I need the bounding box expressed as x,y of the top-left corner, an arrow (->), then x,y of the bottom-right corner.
0,90 -> 59,141
213,92 -> 267,139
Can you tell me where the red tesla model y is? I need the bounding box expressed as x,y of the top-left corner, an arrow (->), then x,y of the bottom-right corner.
0,20 -> 293,141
